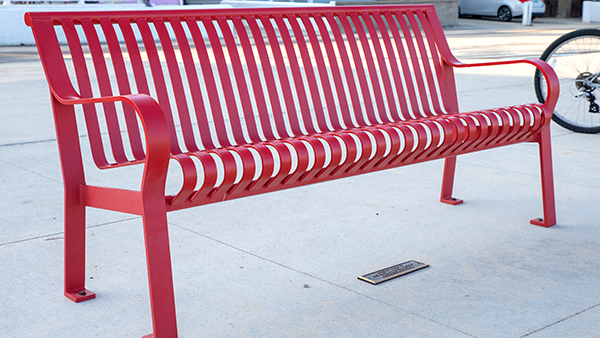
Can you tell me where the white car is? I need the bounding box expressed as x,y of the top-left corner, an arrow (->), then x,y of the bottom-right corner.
458,0 -> 546,22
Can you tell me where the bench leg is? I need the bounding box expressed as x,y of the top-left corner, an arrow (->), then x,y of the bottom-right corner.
141,202 -> 178,338
52,98 -> 96,303
530,127 -> 557,227
440,156 -> 463,205
64,202 -> 96,302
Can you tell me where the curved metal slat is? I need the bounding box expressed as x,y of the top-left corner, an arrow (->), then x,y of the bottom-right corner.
350,12 -> 387,125
416,10 -> 452,115
325,13 -> 363,128
184,17 -> 219,150
135,17 -> 183,155
384,11 -> 421,121
246,15 -> 288,139
213,16 -> 253,146
338,13 -> 374,127
231,16 -> 271,143
262,14 -> 304,137
406,11 -> 444,116
80,18 -> 129,164
61,19 -> 110,168
312,13 -> 347,131
394,11 -> 433,118
153,17 -> 199,153
299,14 -> 335,133
362,11 -> 397,124
100,18 -> 145,161
286,13 -> 324,134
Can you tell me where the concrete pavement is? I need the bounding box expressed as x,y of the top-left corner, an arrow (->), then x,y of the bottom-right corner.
1,16 -> 600,338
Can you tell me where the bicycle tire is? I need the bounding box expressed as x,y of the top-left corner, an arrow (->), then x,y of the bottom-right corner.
534,29 -> 600,133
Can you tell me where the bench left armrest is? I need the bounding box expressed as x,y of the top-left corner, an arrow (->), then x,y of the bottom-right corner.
54,92 -> 171,191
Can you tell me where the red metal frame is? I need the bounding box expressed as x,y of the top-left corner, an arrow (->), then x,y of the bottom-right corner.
26,5 -> 559,337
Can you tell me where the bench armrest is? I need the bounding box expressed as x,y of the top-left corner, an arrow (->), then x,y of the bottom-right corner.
444,56 -> 560,117
54,92 -> 171,189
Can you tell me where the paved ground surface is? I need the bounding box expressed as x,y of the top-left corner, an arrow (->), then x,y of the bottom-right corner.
1,15 -> 600,338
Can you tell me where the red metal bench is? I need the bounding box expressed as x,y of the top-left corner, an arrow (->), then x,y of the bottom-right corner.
26,6 -> 558,337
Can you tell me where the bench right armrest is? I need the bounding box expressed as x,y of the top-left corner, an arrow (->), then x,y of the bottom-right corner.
425,15 -> 559,121
444,57 -> 559,115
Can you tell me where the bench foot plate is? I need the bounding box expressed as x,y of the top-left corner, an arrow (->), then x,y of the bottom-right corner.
530,217 -> 553,228
65,288 -> 96,303
441,197 -> 463,205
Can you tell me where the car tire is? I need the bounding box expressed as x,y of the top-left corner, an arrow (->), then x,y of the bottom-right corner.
498,6 -> 512,22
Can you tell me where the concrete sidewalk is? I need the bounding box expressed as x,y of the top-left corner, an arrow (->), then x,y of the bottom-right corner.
1,17 -> 600,338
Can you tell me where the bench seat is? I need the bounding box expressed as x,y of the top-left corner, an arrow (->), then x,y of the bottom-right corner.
163,105 -> 547,210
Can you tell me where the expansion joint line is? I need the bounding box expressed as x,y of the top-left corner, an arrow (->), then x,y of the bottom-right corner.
520,303 -> 600,337
0,216 -> 140,247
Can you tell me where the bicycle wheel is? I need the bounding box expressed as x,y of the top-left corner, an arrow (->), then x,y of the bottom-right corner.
534,29 -> 600,133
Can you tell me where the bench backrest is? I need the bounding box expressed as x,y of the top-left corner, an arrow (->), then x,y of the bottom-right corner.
26,6 -> 459,168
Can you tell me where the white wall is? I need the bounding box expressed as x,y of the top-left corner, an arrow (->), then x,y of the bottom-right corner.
582,1 -> 600,23
0,4 -> 230,46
